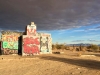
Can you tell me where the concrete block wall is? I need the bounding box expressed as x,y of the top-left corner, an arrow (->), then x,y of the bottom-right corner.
22,22 -> 52,55
39,33 -> 52,54
26,22 -> 37,35
0,22 -> 52,55
22,35 -> 40,56
1,34 -> 20,54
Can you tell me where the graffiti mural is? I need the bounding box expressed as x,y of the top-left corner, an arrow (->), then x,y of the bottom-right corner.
3,41 -> 18,49
0,41 -> 1,55
0,41 -> 1,49
3,49 -> 18,55
1,34 -> 20,54
40,33 -> 52,54
2,35 -> 18,42
40,37 -> 49,52
2,35 -> 19,49
0,22 -> 52,55
48,38 -> 52,53
22,35 -> 40,56
26,22 -> 37,35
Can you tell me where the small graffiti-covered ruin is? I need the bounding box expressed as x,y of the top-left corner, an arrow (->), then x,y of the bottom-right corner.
0,22 -> 52,56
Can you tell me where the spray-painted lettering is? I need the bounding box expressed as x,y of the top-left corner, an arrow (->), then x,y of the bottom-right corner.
23,36 -> 40,55
26,25 -> 36,35
2,35 -> 19,50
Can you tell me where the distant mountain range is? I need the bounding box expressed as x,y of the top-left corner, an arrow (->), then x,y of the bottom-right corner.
67,43 -> 100,46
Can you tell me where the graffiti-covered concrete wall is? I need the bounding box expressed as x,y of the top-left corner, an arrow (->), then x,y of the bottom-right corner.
22,35 -> 40,56
2,35 -> 18,49
1,33 -> 20,54
39,33 -> 52,54
0,42 -> 1,49
0,41 -> 1,55
0,22 -> 52,55
26,22 -> 37,35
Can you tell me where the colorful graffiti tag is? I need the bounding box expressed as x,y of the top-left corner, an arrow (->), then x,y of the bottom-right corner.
22,35 -> 40,55
1,34 -> 20,54
48,38 -> 52,53
40,37 -> 49,52
26,24 -> 36,35
3,41 -> 18,49
1,22 -> 52,55
2,35 -> 18,42
40,33 -> 52,54
0,42 -> 1,55
2,35 -> 19,49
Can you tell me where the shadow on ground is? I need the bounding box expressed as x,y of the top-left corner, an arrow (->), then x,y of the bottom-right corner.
40,56 -> 100,70
90,54 -> 100,57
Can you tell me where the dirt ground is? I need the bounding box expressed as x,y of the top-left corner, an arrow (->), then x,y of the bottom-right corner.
0,50 -> 100,75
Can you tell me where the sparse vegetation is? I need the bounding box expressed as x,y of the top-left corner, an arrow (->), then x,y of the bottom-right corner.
87,44 -> 99,52
52,43 -> 69,50
52,43 -> 100,53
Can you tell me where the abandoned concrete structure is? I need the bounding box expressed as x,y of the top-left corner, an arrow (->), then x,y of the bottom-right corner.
0,22 -> 52,56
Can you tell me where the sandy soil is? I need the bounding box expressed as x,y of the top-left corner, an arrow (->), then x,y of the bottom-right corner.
0,50 -> 100,75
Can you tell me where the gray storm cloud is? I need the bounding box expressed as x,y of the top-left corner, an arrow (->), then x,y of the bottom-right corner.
0,0 -> 100,30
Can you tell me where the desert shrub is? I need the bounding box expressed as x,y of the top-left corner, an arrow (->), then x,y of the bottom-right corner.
79,44 -> 82,51
65,46 -> 70,50
52,43 -> 68,50
99,47 -> 100,50
76,48 -> 80,51
99,47 -> 100,52
87,44 -> 99,52
79,44 -> 86,51
52,44 -> 56,50
56,44 -> 61,50
52,43 -> 61,50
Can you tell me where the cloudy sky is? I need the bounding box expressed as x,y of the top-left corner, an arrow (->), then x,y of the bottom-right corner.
0,0 -> 100,44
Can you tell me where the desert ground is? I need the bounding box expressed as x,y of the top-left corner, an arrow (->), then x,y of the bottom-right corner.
0,50 -> 100,75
